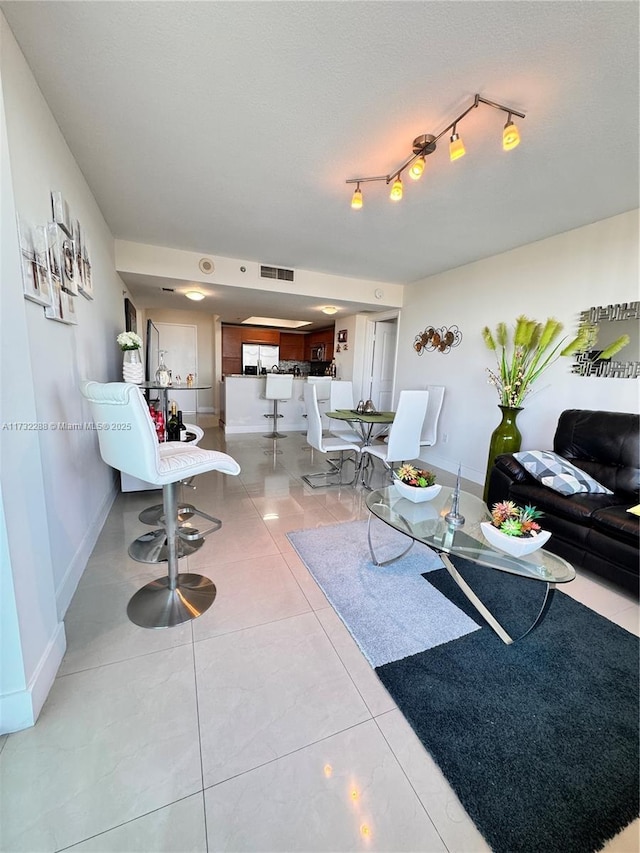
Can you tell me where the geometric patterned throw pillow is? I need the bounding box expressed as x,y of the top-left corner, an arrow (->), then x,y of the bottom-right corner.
513,450 -> 613,496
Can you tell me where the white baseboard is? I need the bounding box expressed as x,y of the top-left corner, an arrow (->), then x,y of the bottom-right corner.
0,620 -> 66,734
55,477 -> 119,619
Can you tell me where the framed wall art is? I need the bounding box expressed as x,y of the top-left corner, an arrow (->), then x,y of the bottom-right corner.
337,329 -> 348,343
50,190 -> 73,237
17,216 -> 51,307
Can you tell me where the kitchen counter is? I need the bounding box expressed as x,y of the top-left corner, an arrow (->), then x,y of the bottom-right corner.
220,376 -> 335,434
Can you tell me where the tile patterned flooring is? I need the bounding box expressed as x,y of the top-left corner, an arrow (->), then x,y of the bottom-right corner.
1,421 -> 638,852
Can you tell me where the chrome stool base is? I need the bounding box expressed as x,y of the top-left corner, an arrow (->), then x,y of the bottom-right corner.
127,573 -> 217,628
139,503 -> 196,526
128,528 -> 204,563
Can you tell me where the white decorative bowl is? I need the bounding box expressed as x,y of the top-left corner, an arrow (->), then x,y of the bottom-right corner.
392,478 -> 442,503
480,521 -> 551,557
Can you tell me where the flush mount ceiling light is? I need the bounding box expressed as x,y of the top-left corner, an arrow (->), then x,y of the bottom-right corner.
321,306 -> 339,315
185,290 -> 205,301
347,94 -> 525,209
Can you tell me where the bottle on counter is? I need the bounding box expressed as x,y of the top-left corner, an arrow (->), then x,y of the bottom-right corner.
155,351 -> 170,387
155,408 -> 165,442
167,401 -> 179,441
177,410 -> 188,441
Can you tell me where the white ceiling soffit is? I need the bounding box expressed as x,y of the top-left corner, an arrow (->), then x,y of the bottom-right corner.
2,1 -> 638,295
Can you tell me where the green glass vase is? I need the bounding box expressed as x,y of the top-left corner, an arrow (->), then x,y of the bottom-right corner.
483,405 -> 523,503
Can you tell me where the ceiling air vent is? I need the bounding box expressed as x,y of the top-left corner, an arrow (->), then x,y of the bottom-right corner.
260,265 -> 294,282
162,287 -> 175,292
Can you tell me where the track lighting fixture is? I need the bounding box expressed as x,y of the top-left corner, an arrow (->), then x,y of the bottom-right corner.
346,93 -> 525,207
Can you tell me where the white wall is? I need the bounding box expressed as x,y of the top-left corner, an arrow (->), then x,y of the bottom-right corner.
395,210 -> 639,484
0,14 -> 126,731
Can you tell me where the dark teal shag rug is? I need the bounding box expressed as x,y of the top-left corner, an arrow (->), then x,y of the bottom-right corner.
288,522 -> 639,853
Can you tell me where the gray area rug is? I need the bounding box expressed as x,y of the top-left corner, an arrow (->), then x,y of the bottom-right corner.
287,519 -> 479,666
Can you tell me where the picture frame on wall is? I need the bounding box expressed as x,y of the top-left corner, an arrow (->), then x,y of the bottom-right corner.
50,190 -> 73,237
60,226 -> 78,296
17,216 -> 51,307
337,329 -> 348,343
44,221 -> 76,324
124,297 -> 137,333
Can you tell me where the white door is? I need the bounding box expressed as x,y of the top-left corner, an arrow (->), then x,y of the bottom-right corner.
156,323 -> 198,414
369,320 -> 397,411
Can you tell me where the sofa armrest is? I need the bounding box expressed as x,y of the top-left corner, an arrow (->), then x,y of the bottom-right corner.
493,453 -> 530,483
486,453 -> 535,508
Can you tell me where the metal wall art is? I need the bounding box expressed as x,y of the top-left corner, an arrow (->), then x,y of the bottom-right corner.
572,302 -> 639,379
413,325 -> 462,355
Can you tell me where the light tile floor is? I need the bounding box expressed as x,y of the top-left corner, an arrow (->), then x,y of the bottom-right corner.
1,421 -> 638,852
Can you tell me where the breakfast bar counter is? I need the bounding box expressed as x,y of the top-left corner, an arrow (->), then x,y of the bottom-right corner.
220,375 -> 335,435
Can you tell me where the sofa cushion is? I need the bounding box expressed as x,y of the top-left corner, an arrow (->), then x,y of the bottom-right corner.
512,450 -> 612,496
509,482 -> 621,524
591,505 -> 640,548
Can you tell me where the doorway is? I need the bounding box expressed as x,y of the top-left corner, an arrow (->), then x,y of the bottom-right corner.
367,317 -> 398,411
155,323 -> 198,414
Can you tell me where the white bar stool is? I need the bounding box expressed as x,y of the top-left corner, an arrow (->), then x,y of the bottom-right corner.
263,373 -> 294,438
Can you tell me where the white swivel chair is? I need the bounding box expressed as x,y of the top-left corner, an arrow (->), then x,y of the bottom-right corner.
80,381 -> 241,629
360,390 -> 429,487
263,373 -> 294,439
302,383 -> 361,488
420,385 -> 445,447
328,380 -> 361,443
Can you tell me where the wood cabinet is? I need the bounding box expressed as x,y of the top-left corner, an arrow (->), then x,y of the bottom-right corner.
303,327 -> 335,361
222,325 -> 243,357
280,333 -> 306,361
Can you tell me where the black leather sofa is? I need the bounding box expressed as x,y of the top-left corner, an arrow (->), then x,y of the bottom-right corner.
486,409 -> 639,596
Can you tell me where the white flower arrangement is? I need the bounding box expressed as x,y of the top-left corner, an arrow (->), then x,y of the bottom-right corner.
117,331 -> 143,351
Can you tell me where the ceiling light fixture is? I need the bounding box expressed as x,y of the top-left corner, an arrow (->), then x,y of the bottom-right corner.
321,306 -> 338,315
346,94 -> 525,207
185,291 -> 205,301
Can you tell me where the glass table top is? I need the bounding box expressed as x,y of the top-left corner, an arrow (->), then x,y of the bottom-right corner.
366,485 -> 575,584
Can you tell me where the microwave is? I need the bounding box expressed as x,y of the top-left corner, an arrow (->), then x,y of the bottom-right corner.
310,344 -> 326,361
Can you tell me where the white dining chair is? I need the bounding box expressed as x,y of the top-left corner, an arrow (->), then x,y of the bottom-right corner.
360,390 -> 429,487
302,383 -> 361,487
421,385 -> 445,446
328,380 -> 362,443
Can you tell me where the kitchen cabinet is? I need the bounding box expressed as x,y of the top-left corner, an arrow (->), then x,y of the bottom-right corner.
304,327 -> 334,361
280,333 -> 305,361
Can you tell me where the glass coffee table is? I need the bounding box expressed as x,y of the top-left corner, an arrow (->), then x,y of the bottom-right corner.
366,485 -> 575,644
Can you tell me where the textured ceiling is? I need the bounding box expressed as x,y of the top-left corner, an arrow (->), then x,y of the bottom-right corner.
2,1 -> 638,322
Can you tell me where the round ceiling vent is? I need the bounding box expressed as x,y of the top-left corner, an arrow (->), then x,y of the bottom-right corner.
199,257 -> 215,275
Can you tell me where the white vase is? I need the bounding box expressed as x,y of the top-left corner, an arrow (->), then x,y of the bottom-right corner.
122,348 -> 144,384
480,521 -> 551,557
392,478 -> 442,503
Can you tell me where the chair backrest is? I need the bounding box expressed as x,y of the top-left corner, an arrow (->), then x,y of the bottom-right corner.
265,373 -> 294,400
307,377 -> 331,402
80,381 -> 161,483
420,385 -> 445,446
386,390 -> 430,463
303,382 -> 324,453
329,380 -> 354,410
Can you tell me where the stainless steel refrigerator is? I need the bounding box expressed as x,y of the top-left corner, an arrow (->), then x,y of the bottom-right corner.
242,343 -> 280,373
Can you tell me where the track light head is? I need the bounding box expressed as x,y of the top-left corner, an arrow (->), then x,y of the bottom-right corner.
449,127 -> 465,162
409,156 -> 425,180
389,176 -> 403,201
503,115 -> 520,151
351,183 -> 363,209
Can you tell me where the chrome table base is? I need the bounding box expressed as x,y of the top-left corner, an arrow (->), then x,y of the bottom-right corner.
127,573 -> 217,628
